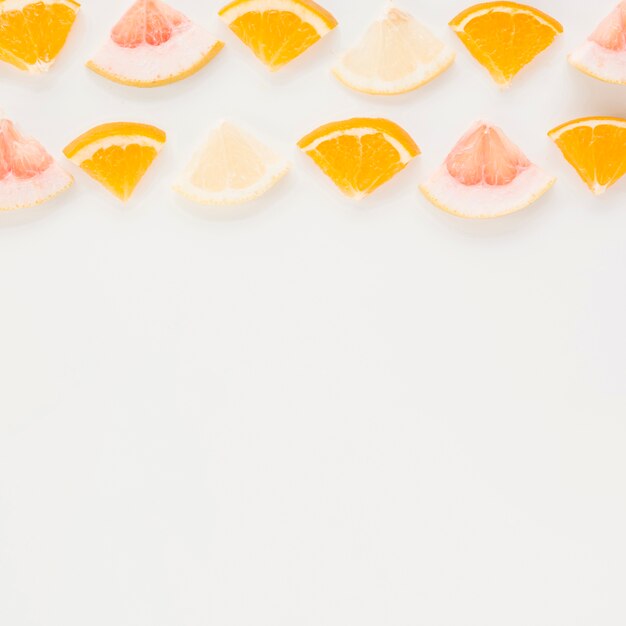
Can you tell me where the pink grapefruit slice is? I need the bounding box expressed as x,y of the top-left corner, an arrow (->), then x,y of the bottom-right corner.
87,0 -> 224,87
420,121 -> 555,219
569,2 -> 626,85
0,115 -> 72,210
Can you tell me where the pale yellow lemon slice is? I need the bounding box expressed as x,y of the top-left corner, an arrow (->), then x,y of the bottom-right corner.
174,121 -> 289,204
333,4 -> 455,95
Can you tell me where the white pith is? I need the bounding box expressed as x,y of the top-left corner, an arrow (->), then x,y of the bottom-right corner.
88,22 -> 221,84
174,122 -> 290,205
569,40 -> 626,84
420,164 -> 555,218
450,4 -> 559,32
303,128 -> 414,164
219,0 -> 333,35
0,162 -> 73,210
67,135 -> 164,164
589,182 -> 609,195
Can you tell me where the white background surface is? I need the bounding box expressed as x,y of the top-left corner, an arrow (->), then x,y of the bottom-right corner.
1,1 -> 626,624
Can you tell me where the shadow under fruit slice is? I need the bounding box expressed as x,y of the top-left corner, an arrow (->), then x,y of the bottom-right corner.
333,4 -> 455,95
0,116 -> 73,210
298,118 -> 420,198
549,117 -> 626,195
0,0 -> 80,73
420,121 -> 555,218
219,0 -> 337,71
63,122 -> 166,201
569,2 -> 626,85
87,0 -> 224,87
174,121 -> 289,205
449,1 -> 562,86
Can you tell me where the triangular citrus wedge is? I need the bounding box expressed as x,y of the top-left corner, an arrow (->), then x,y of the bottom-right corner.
0,0 -> 79,73
569,2 -> 626,85
87,0 -> 224,87
333,4 -> 455,95
298,118 -> 419,198
63,122 -> 166,201
449,2 -> 562,86
174,121 -> 289,205
549,117 -> 626,195
219,0 -> 337,71
0,115 -> 73,210
420,121 -> 555,218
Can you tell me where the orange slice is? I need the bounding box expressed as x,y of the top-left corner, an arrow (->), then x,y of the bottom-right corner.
0,0 -> 80,73
174,121 -> 289,204
333,5 -> 455,95
63,122 -> 166,201
0,115 -> 72,210
420,121 -> 555,218
87,0 -> 224,87
298,118 -> 419,198
218,0 -> 337,71
549,117 -> 626,195
449,2 -> 563,86
569,2 -> 626,85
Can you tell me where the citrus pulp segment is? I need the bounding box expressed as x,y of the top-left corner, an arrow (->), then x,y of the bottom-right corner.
63,122 -> 166,201
87,0 -> 224,87
298,118 -> 420,198
218,0 -> 338,71
449,2 -> 563,86
420,121 -> 555,218
0,116 -> 73,210
548,117 -> 626,195
0,0 -> 79,73
569,2 -> 626,85
174,121 -> 289,205
333,4 -> 455,95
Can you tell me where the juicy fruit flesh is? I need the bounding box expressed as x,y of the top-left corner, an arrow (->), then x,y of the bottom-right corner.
229,10 -> 321,69
80,144 -> 159,201
0,119 -> 52,180
590,1 -> 626,51
309,133 -> 404,196
550,120 -> 626,193
451,3 -> 562,84
446,123 -> 530,186
111,0 -> 189,48
0,1 -> 78,70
